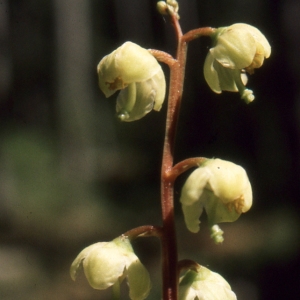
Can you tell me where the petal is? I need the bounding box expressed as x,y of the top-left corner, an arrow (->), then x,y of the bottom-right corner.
212,28 -> 256,69
203,52 -> 222,93
97,42 -> 162,97
180,268 -> 237,300
231,23 -> 271,58
181,200 -> 203,233
83,242 -> 126,289
151,68 -> 166,111
180,168 -> 210,233
212,60 -> 239,92
179,270 -> 198,300
116,81 -> 154,122
204,191 -> 241,225
195,267 -> 237,300
205,159 -> 251,203
116,67 -> 165,121
242,179 -> 253,212
70,242 -> 107,281
127,257 -> 152,300
115,42 -> 162,83
180,168 -> 210,206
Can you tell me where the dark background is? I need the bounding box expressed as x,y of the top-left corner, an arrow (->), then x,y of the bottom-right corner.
0,0 -> 299,299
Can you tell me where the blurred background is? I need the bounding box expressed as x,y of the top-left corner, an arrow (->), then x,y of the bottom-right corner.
0,0 -> 299,299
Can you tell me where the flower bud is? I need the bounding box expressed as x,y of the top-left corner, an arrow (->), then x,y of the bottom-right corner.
70,236 -> 151,300
179,265 -> 237,300
180,158 -> 252,234
204,23 -> 271,103
97,42 -> 166,121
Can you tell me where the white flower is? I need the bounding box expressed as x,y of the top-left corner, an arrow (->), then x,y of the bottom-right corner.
179,266 -> 237,300
204,23 -> 271,103
180,158 -> 252,234
97,42 -> 166,121
70,236 -> 151,300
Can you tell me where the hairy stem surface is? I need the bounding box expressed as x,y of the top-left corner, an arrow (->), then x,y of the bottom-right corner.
160,13 -> 215,300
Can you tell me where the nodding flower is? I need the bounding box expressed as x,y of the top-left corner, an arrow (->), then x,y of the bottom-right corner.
204,23 -> 271,103
98,42 -> 166,121
70,236 -> 151,300
180,158 -> 252,237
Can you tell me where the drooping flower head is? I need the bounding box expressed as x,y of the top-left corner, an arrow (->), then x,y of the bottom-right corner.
204,23 -> 271,103
179,265 -> 237,300
98,42 -> 166,121
70,236 -> 151,300
180,158 -> 252,237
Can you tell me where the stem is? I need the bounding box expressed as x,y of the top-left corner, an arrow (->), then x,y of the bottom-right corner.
167,157 -> 208,182
159,14 -> 216,300
123,225 -> 163,241
160,12 -> 186,300
182,27 -> 216,43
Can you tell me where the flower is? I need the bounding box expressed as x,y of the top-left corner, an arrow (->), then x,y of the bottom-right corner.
204,23 -> 271,103
70,236 -> 151,300
179,266 -> 237,300
180,158 -> 252,234
97,42 -> 166,121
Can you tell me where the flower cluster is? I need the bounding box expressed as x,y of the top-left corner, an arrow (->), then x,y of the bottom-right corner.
204,23 -> 271,103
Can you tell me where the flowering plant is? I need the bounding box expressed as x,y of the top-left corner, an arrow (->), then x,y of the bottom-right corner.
70,1 -> 270,299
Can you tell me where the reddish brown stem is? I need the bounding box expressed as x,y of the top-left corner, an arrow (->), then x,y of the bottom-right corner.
123,225 -> 163,241
148,49 -> 177,67
182,27 -> 216,43
166,157 -> 208,182
159,13 -> 216,300
160,12 -> 184,300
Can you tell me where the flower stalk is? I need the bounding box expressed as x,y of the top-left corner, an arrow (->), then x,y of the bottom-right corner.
159,10 -> 215,300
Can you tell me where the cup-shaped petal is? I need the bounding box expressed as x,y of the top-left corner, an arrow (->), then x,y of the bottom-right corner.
116,68 -> 166,121
82,242 -> 127,289
211,23 -> 271,70
205,159 -> 252,207
98,42 -> 163,96
127,258 -> 152,300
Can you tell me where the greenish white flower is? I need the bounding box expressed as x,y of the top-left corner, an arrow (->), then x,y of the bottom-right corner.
97,41 -> 166,121
179,266 -> 237,300
70,236 -> 151,300
180,158 -> 252,234
204,23 -> 271,103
